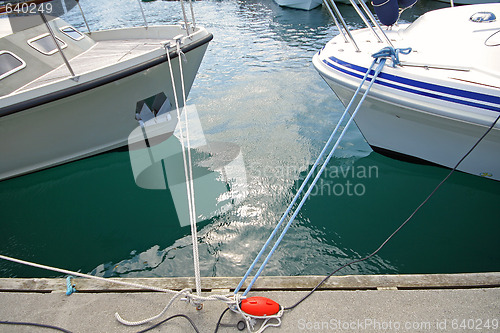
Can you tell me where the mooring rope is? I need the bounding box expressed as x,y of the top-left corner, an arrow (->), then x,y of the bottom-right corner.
165,39 -> 202,299
0,253 -> 238,322
236,47 -> 403,297
175,38 -> 202,300
0,254 -> 183,295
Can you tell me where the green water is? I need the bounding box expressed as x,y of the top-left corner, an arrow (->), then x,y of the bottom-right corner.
1,0 -> 499,278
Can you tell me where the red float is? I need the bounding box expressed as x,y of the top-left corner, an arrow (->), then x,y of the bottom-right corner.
240,296 -> 280,316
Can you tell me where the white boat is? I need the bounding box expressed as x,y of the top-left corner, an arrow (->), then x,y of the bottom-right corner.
274,0 -> 368,10
0,1 -> 212,181
313,4 -> 500,180
274,0 -> 323,10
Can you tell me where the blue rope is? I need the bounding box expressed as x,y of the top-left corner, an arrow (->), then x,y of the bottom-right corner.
66,276 -> 76,296
372,46 -> 411,67
237,48 -> 391,296
233,52 -> 384,296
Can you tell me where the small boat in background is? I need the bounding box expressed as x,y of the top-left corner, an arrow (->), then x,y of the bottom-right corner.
274,0 -> 324,10
313,3 -> 500,180
274,0 -> 368,11
0,0 -> 212,181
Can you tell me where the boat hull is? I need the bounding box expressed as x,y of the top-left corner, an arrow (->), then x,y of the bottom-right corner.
0,37 -> 210,181
313,4 -> 500,181
313,54 -> 500,181
274,0 -> 323,10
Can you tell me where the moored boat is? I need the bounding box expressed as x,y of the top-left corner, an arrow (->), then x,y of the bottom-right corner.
274,0 -> 323,10
0,0 -> 212,181
274,0 -> 368,10
313,4 -> 500,180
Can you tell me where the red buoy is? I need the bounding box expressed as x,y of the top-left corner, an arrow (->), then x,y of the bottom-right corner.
240,296 -> 280,316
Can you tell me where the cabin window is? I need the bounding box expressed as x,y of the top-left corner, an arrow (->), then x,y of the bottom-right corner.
60,26 -> 84,41
27,33 -> 67,55
0,51 -> 26,80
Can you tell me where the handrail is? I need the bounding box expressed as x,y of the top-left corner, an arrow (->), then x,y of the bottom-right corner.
2,0 -> 198,81
180,0 -> 191,37
357,0 -> 394,47
188,0 -> 196,29
350,0 -> 383,43
75,0 -> 91,34
323,0 -> 360,52
322,0 -> 348,43
322,0 -> 396,52
38,9 -> 76,78
137,0 -> 149,29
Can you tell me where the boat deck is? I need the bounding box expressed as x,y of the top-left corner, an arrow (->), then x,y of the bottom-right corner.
16,39 -> 167,93
0,273 -> 498,332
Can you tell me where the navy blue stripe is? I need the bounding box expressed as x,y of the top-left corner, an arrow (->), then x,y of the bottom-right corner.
322,56 -> 500,113
330,56 -> 500,105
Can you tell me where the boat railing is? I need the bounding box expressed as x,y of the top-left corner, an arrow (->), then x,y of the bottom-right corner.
322,0 -> 394,52
1,0 -> 198,80
137,0 -> 196,35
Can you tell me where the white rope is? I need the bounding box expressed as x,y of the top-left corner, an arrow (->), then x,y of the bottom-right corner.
175,39 -> 202,299
0,253 -> 239,327
0,254 -> 181,294
165,39 -> 202,300
116,288 -> 191,326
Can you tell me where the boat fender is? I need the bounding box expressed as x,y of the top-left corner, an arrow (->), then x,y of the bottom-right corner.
372,0 -> 399,26
240,296 -> 281,316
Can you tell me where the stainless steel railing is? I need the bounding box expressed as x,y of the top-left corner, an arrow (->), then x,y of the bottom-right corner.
322,0 -> 394,51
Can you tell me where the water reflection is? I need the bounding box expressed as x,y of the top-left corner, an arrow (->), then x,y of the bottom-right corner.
1,0 -> 498,279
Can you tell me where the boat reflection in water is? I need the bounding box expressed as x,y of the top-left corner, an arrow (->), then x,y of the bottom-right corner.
129,104 -> 248,227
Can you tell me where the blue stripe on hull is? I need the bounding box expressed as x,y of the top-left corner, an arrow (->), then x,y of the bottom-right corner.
321,56 -> 500,113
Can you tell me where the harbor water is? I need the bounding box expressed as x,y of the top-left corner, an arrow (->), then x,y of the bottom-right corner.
0,0 -> 499,278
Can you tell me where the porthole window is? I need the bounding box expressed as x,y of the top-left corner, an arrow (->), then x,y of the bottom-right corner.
60,26 -> 84,41
27,33 -> 67,55
0,51 -> 26,80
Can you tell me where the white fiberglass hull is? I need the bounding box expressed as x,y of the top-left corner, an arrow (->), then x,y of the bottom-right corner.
313,59 -> 500,179
274,0 -> 323,10
313,4 -> 500,181
0,29 -> 211,181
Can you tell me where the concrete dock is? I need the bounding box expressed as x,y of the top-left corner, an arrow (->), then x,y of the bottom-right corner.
0,273 -> 499,332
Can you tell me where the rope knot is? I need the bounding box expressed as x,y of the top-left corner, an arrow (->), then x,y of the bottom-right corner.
372,46 -> 411,67
65,276 -> 76,296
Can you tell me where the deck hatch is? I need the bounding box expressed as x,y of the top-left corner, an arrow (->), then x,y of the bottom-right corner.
59,26 -> 84,41
0,51 -> 26,80
27,33 -> 67,55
